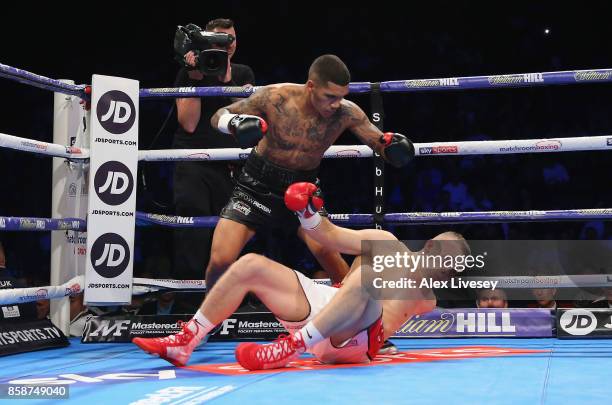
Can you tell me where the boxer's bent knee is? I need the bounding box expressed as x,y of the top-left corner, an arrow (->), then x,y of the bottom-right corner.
231,253 -> 268,279
341,275 -> 371,300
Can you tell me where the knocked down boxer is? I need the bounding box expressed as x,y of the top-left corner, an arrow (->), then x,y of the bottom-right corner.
133,182 -> 469,369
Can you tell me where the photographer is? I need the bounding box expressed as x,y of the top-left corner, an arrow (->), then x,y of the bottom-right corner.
172,18 -> 255,281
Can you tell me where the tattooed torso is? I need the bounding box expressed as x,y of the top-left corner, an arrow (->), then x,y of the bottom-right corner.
252,84 -> 357,170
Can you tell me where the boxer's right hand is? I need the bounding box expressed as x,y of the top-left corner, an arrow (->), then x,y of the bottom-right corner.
285,182 -> 324,230
380,132 -> 414,168
217,112 -> 268,149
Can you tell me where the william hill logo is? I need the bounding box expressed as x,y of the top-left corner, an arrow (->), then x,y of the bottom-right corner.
396,311 -> 516,336
574,71 -> 611,81
397,313 -> 454,334
488,73 -> 544,85
455,312 -> 516,333
404,77 -> 459,88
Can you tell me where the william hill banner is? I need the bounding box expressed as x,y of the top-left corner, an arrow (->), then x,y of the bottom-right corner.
392,308 -> 553,338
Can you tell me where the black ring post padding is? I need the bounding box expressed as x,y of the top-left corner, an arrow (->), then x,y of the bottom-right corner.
370,82 -> 385,229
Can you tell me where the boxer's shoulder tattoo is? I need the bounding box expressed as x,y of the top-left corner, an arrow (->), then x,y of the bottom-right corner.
272,93 -> 287,114
235,86 -> 272,113
343,101 -> 369,125
341,102 -> 382,151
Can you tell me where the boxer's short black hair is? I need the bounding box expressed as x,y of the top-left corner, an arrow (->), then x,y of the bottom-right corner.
308,54 -> 351,86
206,18 -> 234,30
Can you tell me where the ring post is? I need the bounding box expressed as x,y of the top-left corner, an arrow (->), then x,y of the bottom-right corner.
51,80 -> 86,334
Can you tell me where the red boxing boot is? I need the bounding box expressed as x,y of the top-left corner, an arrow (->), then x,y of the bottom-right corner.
235,333 -> 306,370
133,319 -> 202,367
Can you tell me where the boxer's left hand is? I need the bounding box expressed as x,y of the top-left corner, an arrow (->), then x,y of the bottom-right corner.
284,182 -> 324,230
380,132 -> 415,168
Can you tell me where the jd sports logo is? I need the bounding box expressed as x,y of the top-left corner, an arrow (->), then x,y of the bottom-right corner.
97,90 -> 136,134
91,233 -> 130,278
559,309 -> 597,336
94,161 -> 134,205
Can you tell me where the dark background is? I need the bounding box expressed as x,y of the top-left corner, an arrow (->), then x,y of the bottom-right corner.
1,2 -> 612,284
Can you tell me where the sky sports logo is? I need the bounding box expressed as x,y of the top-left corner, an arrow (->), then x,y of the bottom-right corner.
607,137 -> 612,146
419,145 -> 459,155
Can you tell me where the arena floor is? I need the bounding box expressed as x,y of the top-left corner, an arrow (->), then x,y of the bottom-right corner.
1,337 -> 610,404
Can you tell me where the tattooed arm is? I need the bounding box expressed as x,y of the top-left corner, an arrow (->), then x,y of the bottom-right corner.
345,101 -> 414,167
343,101 -> 386,156
211,86 -> 272,128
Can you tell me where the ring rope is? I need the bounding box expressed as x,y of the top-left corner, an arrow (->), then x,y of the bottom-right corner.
3,132 -> 609,162
139,135 -> 612,161
0,63 -> 87,97
133,209 -> 612,227
139,68 -> 612,98
0,275 -> 83,305
0,132 -> 88,159
1,273 -> 609,307
2,62 -> 611,99
465,275 -> 612,290
4,208 -> 612,232
135,275 -> 612,291
0,216 -> 86,231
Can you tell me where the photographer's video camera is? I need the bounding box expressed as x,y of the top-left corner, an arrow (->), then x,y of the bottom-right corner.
174,23 -> 235,76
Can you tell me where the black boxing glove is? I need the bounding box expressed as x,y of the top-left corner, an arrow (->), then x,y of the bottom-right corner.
217,111 -> 268,149
380,132 -> 415,168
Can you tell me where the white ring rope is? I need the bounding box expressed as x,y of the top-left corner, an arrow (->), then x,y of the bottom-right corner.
412,135 -> 611,156
138,145 -> 372,161
138,135 -> 612,161
132,277 -> 207,293
0,273 -> 608,307
132,275 -> 611,291
465,274 -> 612,290
2,132 -> 611,162
131,277 -> 326,294
0,276 -> 83,305
132,275 -> 612,291
0,132 -> 89,160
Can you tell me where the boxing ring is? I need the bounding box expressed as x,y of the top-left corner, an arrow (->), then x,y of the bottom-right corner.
0,338 -> 610,404
1,62 -> 612,403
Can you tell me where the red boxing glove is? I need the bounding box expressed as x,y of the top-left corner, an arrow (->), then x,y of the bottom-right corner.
284,182 -> 324,229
